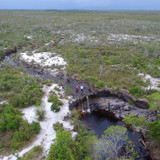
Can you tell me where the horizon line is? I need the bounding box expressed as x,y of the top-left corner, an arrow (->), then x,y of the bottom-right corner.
0,9 -> 160,11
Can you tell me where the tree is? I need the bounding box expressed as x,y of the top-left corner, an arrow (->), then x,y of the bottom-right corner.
93,126 -> 138,160
47,130 -> 77,160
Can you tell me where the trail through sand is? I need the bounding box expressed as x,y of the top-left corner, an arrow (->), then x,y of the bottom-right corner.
2,84 -> 74,160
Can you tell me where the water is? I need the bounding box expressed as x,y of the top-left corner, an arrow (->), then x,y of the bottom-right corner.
4,54 -> 152,160
4,55 -> 95,99
86,96 -> 91,113
82,112 -> 151,160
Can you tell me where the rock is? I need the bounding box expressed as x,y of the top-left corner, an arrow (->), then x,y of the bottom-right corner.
124,105 -> 131,111
109,105 -> 119,110
115,113 -> 121,119
120,112 -> 127,119
135,99 -> 149,109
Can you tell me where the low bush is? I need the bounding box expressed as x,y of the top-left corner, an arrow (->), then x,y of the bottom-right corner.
148,120 -> 160,144
51,103 -> 60,112
48,92 -> 63,106
0,104 -> 41,152
36,107 -> 46,121
148,92 -> 160,112
123,113 -> 147,129
53,122 -> 64,132
22,146 -> 43,160
0,66 -> 44,108
129,86 -> 145,98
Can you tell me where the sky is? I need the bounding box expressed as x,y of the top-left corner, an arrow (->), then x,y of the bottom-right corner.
0,0 -> 160,10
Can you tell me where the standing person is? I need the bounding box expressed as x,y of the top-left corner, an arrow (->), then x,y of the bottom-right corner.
76,85 -> 79,93
80,85 -> 84,93
61,85 -> 64,92
62,85 -> 65,91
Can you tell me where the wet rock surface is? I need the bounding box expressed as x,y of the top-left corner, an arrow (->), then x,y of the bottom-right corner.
69,90 -> 158,122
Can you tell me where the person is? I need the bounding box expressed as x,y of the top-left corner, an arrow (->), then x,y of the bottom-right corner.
61,85 -> 64,92
80,85 -> 84,93
76,85 -> 79,93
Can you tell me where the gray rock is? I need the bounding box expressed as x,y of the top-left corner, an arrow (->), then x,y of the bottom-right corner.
110,105 -> 119,110
124,105 -> 131,111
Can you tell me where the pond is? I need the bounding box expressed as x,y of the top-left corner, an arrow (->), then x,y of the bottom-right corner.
82,111 -> 151,160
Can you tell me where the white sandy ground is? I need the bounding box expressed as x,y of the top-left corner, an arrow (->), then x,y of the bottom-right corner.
138,73 -> 160,90
1,84 -> 75,160
24,35 -> 33,40
20,52 -> 67,68
107,34 -> 155,44
0,101 -> 6,104
72,33 -> 99,44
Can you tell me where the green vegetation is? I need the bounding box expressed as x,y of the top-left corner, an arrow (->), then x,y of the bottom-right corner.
21,146 -> 43,160
123,114 -> 160,146
148,120 -> 160,144
36,107 -> 46,121
0,104 -> 40,153
48,124 -> 96,160
48,91 -> 63,112
1,10 -> 160,158
53,122 -> 64,132
148,92 -> 160,112
51,103 -> 60,112
93,126 -> 138,160
123,113 -> 147,129
48,91 -> 63,106
0,11 -> 160,95
0,64 -> 44,108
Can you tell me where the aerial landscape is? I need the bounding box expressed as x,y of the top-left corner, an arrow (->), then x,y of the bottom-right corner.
0,0 -> 160,160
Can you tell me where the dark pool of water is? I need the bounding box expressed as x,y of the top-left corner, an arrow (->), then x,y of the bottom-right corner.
82,112 -> 152,160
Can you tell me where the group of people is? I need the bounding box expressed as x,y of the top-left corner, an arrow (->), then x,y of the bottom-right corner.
61,84 -> 84,94
76,85 -> 84,93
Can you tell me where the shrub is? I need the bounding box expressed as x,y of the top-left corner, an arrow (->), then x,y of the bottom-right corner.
93,126 -> 138,160
47,130 -> 76,160
48,92 -> 63,105
22,146 -> 43,160
53,122 -> 64,132
0,104 -> 22,132
36,107 -> 46,121
30,121 -> 41,134
123,113 -> 147,129
148,120 -> 160,144
54,86 -> 61,92
51,103 -> 60,112
148,92 -> 160,112
129,86 -> 145,98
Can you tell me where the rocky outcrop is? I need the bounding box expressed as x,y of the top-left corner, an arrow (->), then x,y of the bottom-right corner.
69,89 -> 157,122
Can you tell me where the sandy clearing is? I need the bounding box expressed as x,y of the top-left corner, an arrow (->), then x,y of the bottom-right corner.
20,52 -> 67,68
2,84 -> 74,160
138,73 -> 160,90
107,34 -> 155,44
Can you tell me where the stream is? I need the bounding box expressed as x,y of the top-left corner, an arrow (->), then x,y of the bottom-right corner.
3,54 -> 152,160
